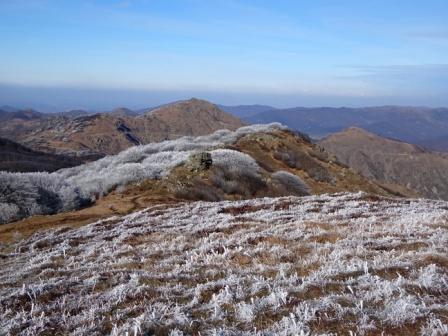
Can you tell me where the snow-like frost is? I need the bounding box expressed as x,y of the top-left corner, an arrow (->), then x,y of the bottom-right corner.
0,123 -> 285,223
271,170 -> 310,196
1,192 -> 447,334
211,149 -> 260,174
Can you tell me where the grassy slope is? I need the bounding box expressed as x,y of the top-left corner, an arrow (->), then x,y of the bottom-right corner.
1,193 -> 447,335
0,130 -> 414,244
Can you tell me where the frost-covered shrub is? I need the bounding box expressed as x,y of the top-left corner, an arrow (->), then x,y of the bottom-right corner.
0,123 -> 285,223
0,173 -> 48,222
420,318 -> 448,336
271,171 -> 310,196
0,203 -> 20,223
211,149 -> 260,174
210,149 -> 266,196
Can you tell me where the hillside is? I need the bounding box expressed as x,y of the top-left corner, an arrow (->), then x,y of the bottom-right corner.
0,123 -> 412,225
0,99 -> 244,157
421,135 -> 448,153
0,108 -> 44,122
0,138 -> 83,172
134,98 -> 244,143
0,124 -> 445,335
0,105 -> 19,113
218,104 -> 275,118
109,107 -> 139,117
245,106 -> 448,152
1,192 -> 447,335
319,127 -> 448,200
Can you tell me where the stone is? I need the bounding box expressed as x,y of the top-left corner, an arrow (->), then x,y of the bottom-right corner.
189,152 -> 213,171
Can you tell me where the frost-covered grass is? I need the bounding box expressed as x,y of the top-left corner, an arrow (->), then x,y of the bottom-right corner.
1,192 -> 447,335
0,123 -> 286,224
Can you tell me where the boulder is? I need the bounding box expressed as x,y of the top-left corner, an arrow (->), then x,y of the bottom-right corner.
189,152 -> 213,171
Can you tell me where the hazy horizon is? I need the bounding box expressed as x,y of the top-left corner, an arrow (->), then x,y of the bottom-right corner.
2,83 -> 448,113
1,1 -> 447,110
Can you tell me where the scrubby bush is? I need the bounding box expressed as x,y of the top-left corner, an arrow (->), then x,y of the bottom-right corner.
174,177 -> 223,202
0,203 -> 20,223
307,166 -> 335,183
210,149 -> 267,197
308,146 -> 330,162
273,147 -> 321,171
211,169 -> 267,197
273,147 -> 335,183
211,149 -> 260,174
271,171 -> 311,196
0,123 -> 285,223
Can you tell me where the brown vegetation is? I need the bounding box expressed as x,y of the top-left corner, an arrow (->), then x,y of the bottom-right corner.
0,98 -> 244,157
320,127 -> 448,200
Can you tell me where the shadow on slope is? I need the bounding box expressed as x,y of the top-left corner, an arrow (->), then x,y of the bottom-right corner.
0,138 -> 83,173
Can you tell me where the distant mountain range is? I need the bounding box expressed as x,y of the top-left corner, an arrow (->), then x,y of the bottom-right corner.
4,103 -> 448,152
218,104 -> 275,118
241,105 -> 448,152
0,105 -> 19,113
2,99 -> 448,161
320,127 -> 448,200
0,108 -> 45,121
0,98 -> 244,158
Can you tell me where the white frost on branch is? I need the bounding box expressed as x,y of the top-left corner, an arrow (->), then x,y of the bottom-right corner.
0,123 -> 285,223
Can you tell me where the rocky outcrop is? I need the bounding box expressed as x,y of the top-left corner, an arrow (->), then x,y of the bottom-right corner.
188,152 -> 213,172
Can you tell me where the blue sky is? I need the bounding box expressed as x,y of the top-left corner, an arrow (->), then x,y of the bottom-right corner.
0,0 -> 447,110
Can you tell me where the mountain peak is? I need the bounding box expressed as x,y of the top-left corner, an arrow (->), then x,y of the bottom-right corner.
341,127 -> 384,138
0,98 -> 245,157
332,127 -> 425,149
320,127 -> 448,200
110,107 -> 138,117
345,126 -> 371,133
145,97 -> 244,130
185,97 -> 203,103
174,97 -> 216,109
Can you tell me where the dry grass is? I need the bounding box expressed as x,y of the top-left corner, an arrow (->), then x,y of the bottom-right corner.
1,192 -> 447,335
0,129 -> 415,248
234,131 -> 415,199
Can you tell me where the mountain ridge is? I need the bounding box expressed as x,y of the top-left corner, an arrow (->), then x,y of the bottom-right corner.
0,98 -> 244,157
245,105 -> 448,152
319,127 -> 448,200
218,104 -> 276,118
